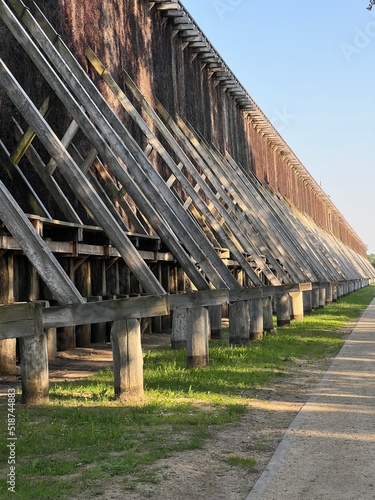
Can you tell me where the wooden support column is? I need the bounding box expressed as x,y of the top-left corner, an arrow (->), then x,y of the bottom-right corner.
263,296 -> 275,333
76,259 -> 92,347
171,308 -> 188,350
276,293 -> 291,327
91,260 -> 107,342
161,263 -> 171,332
209,305 -> 222,339
326,285 -> 333,304
312,287 -> 320,310
19,303 -> 49,405
250,298 -> 263,341
111,319 -> 144,402
186,307 -> 209,368
332,285 -> 338,302
303,290 -> 313,313
46,326 -> 57,360
319,287 -> 327,308
229,301 -> 250,346
290,291 -> 304,322
152,264 -> 163,333
0,254 -> 17,374
90,296 -> 107,343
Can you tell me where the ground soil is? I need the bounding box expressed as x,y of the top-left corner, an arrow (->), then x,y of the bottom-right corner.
0,326 -> 354,500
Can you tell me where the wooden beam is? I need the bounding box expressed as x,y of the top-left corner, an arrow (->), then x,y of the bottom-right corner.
42,294 -> 169,329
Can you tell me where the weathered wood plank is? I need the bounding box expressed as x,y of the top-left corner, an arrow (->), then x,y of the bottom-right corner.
169,289 -> 229,309
228,287 -> 263,302
42,295 -> 169,329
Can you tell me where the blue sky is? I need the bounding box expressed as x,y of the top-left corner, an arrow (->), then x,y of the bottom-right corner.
181,0 -> 375,254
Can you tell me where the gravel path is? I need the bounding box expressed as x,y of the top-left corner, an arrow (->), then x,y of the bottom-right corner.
247,298 -> 375,500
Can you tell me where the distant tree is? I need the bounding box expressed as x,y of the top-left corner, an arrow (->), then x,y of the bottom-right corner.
368,254 -> 375,267
367,1 -> 375,10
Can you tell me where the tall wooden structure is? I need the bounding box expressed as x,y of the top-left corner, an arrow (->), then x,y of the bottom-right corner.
0,0 -> 374,402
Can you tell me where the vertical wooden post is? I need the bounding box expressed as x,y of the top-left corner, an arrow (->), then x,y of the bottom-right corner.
303,290 -> 313,313
229,301 -> 250,346
319,287 -> 326,308
186,306 -> 209,368
0,253 -> 17,374
290,291 -> 304,322
161,263 -> 171,332
276,293 -> 290,327
312,287 -> 320,310
332,285 -> 338,302
111,319 -> 144,402
263,296 -> 275,333
46,327 -> 57,360
209,305 -> 222,339
19,303 -> 49,405
326,285 -> 333,304
171,308 -> 188,349
57,258 -> 76,351
250,298 -> 264,340
76,259 -> 92,347
90,296 -> 107,343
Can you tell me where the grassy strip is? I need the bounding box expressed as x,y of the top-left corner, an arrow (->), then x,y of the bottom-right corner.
0,285 -> 374,499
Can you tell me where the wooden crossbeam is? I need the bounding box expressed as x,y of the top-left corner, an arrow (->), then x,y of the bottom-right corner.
46,118 -> 80,174
10,94 -> 54,164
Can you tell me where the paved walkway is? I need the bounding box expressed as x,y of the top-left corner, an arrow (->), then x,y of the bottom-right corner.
247,297 -> 375,500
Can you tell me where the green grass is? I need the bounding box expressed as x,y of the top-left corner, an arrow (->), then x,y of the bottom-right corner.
226,456 -> 257,469
0,284 -> 374,499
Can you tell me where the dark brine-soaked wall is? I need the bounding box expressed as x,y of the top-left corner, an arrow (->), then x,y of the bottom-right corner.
1,0 -> 366,255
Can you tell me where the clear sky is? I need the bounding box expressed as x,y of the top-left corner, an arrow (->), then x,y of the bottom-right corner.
181,0 -> 375,254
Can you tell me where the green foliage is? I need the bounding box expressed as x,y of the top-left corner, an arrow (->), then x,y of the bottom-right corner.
368,254 -> 375,267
